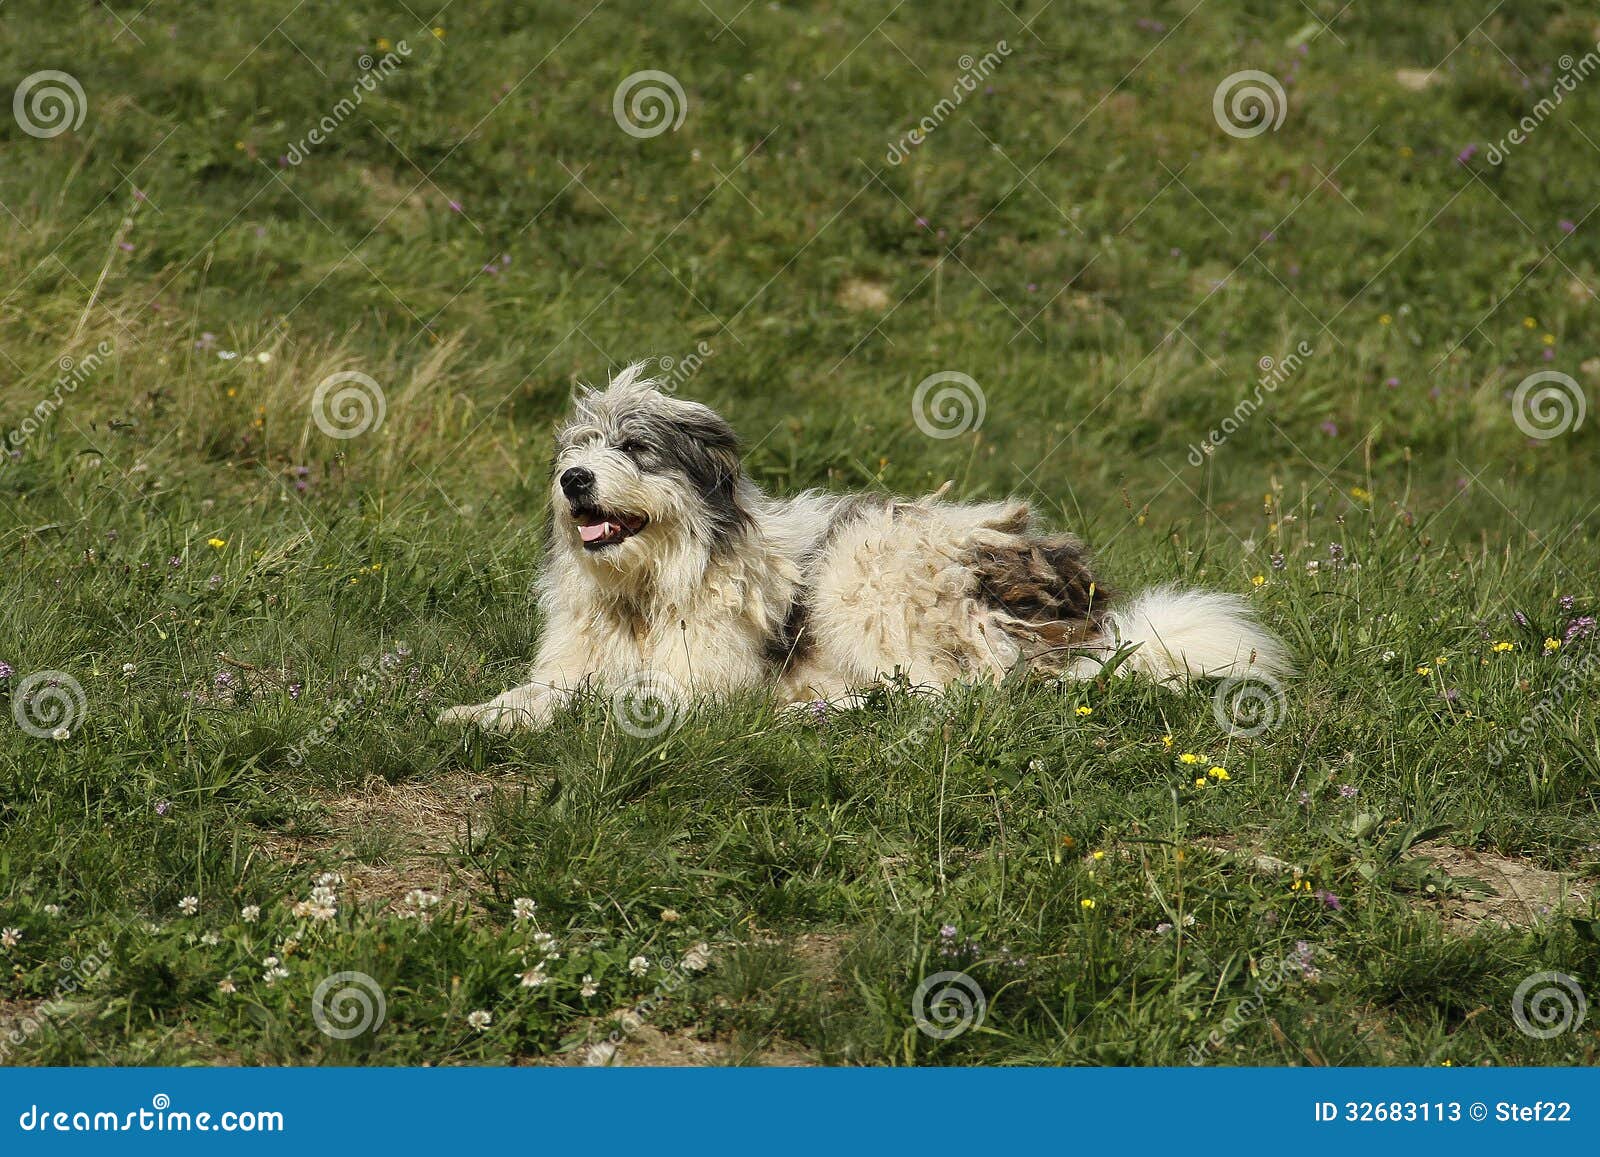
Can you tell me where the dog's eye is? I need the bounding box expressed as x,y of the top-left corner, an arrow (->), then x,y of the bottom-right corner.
616,439 -> 647,456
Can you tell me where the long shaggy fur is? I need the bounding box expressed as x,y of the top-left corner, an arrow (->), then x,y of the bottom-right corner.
438,365 -> 1292,731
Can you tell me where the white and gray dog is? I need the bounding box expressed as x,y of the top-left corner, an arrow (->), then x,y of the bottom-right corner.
438,363 -> 1291,731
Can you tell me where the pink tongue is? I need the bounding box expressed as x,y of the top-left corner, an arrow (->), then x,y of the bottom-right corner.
579,521 -> 616,543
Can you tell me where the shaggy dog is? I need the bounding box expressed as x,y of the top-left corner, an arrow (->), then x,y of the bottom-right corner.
438,364 -> 1291,731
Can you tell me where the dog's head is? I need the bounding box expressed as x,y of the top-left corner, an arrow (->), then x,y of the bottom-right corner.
549,363 -> 748,571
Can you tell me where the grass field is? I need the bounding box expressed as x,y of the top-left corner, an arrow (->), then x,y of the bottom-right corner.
2,0 -> 1598,1066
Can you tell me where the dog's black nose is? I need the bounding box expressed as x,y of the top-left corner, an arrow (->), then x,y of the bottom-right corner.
560,467 -> 595,497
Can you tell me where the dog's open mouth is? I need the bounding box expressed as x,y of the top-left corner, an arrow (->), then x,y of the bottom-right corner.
573,508 -> 649,550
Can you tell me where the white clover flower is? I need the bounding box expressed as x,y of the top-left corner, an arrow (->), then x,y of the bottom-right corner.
241,905 -> 261,923
519,968 -> 548,988
262,965 -> 288,985
627,955 -> 649,977
122,663 -> 136,675
580,975 -> 599,998
200,932 -> 220,946
178,896 -> 199,916
43,904 -> 62,918
512,898 -> 537,921
217,977 -> 237,994
467,1010 -> 492,1030
681,942 -> 711,972
1,927 -> 20,949
262,955 -> 280,967
51,726 -> 70,741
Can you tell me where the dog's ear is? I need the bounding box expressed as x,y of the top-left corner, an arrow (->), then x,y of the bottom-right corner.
668,401 -> 742,487
661,399 -> 748,544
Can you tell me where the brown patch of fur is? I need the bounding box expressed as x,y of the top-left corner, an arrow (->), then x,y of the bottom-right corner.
968,534 -> 1116,659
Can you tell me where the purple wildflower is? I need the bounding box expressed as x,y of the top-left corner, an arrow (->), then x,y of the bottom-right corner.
1513,610 -> 1531,629
1560,595 -> 1575,613
1565,616 -> 1596,644
1456,144 -> 1478,165
1315,890 -> 1342,911
1559,219 -> 1576,234
1337,784 -> 1359,799
155,800 -> 170,816
0,662 -> 12,680
1320,420 -> 1339,436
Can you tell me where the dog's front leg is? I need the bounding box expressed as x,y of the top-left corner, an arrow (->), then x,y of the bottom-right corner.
436,681 -> 570,732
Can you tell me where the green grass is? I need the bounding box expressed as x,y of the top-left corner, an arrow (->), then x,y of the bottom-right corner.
2,0 -> 1598,1066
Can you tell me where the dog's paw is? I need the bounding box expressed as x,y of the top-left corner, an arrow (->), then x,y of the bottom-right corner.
437,690 -> 553,732
435,704 -> 481,727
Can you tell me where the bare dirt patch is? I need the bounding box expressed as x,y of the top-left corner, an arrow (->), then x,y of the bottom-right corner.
253,772 -> 504,913
835,277 -> 891,313
1411,841 -> 1595,929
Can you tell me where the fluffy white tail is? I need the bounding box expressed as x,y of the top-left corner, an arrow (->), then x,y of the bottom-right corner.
1103,585 -> 1292,684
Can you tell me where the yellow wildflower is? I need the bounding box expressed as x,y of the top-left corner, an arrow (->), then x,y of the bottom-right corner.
1080,898 -> 1096,910
1075,706 -> 1093,717
1416,666 -> 1432,675
1544,638 -> 1561,653
1491,641 -> 1515,653
1207,767 -> 1230,781
1251,574 -> 1265,587
207,538 -> 226,549
1179,753 -> 1203,765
